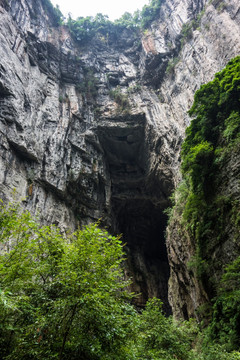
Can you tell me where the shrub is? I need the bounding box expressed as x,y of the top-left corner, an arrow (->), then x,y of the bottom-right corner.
109,87 -> 131,113
136,298 -> 198,360
41,0 -> 64,25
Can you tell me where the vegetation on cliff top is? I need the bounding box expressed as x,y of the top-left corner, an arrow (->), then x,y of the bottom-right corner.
67,0 -> 163,44
41,0 -> 64,25
43,0 -> 163,43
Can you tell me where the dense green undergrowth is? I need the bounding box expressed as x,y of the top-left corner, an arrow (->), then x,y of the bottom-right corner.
168,55 -> 240,353
1,201 -> 240,359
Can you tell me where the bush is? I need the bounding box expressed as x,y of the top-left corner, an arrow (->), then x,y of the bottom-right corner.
206,257 -> 240,351
223,111 -> 240,143
76,68 -> 98,101
135,298 -> 198,360
41,0 -> 64,25
109,87 -> 131,113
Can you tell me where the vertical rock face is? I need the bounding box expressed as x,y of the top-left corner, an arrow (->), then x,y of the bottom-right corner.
0,0 -> 240,314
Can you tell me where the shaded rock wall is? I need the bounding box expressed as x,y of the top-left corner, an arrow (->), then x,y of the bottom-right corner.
166,137 -> 240,321
0,0 -> 240,314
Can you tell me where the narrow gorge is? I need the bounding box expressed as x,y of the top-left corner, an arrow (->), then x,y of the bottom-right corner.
0,0 -> 240,328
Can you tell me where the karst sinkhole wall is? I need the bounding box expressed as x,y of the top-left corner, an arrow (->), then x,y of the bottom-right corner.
98,114 -> 172,313
1,0 -> 240,321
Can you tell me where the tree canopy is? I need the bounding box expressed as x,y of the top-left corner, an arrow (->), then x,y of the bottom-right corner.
66,0 -> 163,44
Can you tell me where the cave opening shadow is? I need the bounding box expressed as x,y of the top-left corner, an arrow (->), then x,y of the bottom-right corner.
97,115 -> 172,314
113,198 -> 172,315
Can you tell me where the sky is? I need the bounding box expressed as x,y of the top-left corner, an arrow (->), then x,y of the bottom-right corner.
51,0 -> 149,21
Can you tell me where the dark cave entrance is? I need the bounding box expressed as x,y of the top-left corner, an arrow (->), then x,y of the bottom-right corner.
98,114 -> 172,314
113,198 -> 171,314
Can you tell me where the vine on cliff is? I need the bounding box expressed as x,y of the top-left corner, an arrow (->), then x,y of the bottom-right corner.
168,56 -> 240,350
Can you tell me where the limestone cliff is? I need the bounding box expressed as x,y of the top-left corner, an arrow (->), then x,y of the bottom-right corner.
0,0 -> 239,314
166,56 -> 240,321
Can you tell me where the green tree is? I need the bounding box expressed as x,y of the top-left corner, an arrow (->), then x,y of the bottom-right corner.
207,257 -> 240,351
135,298 -> 198,360
42,0 -> 64,25
0,201 -> 138,359
66,0 -> 163,44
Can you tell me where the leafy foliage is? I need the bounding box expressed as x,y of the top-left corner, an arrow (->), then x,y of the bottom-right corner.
109,86 -> 131,114
67,13 -> 113,44
41,0 -> 64,25
180,55 -> 240,226
166,56 -> 180,74
137,0 -> 163,29
180,13 -> 203,48
182,141 -> 214,194
207,257 -> 240,351
0,201 -> 137,359
135,298 -> 198,360
76,68 -> 98,101
184,56 -> 240,152
66,0 -> 163,44
223,111 -> 240,144
167,55 -> 240,353
1,201 -> 240,358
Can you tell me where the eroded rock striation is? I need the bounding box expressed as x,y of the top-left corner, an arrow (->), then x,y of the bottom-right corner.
0,0 -> 240,314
